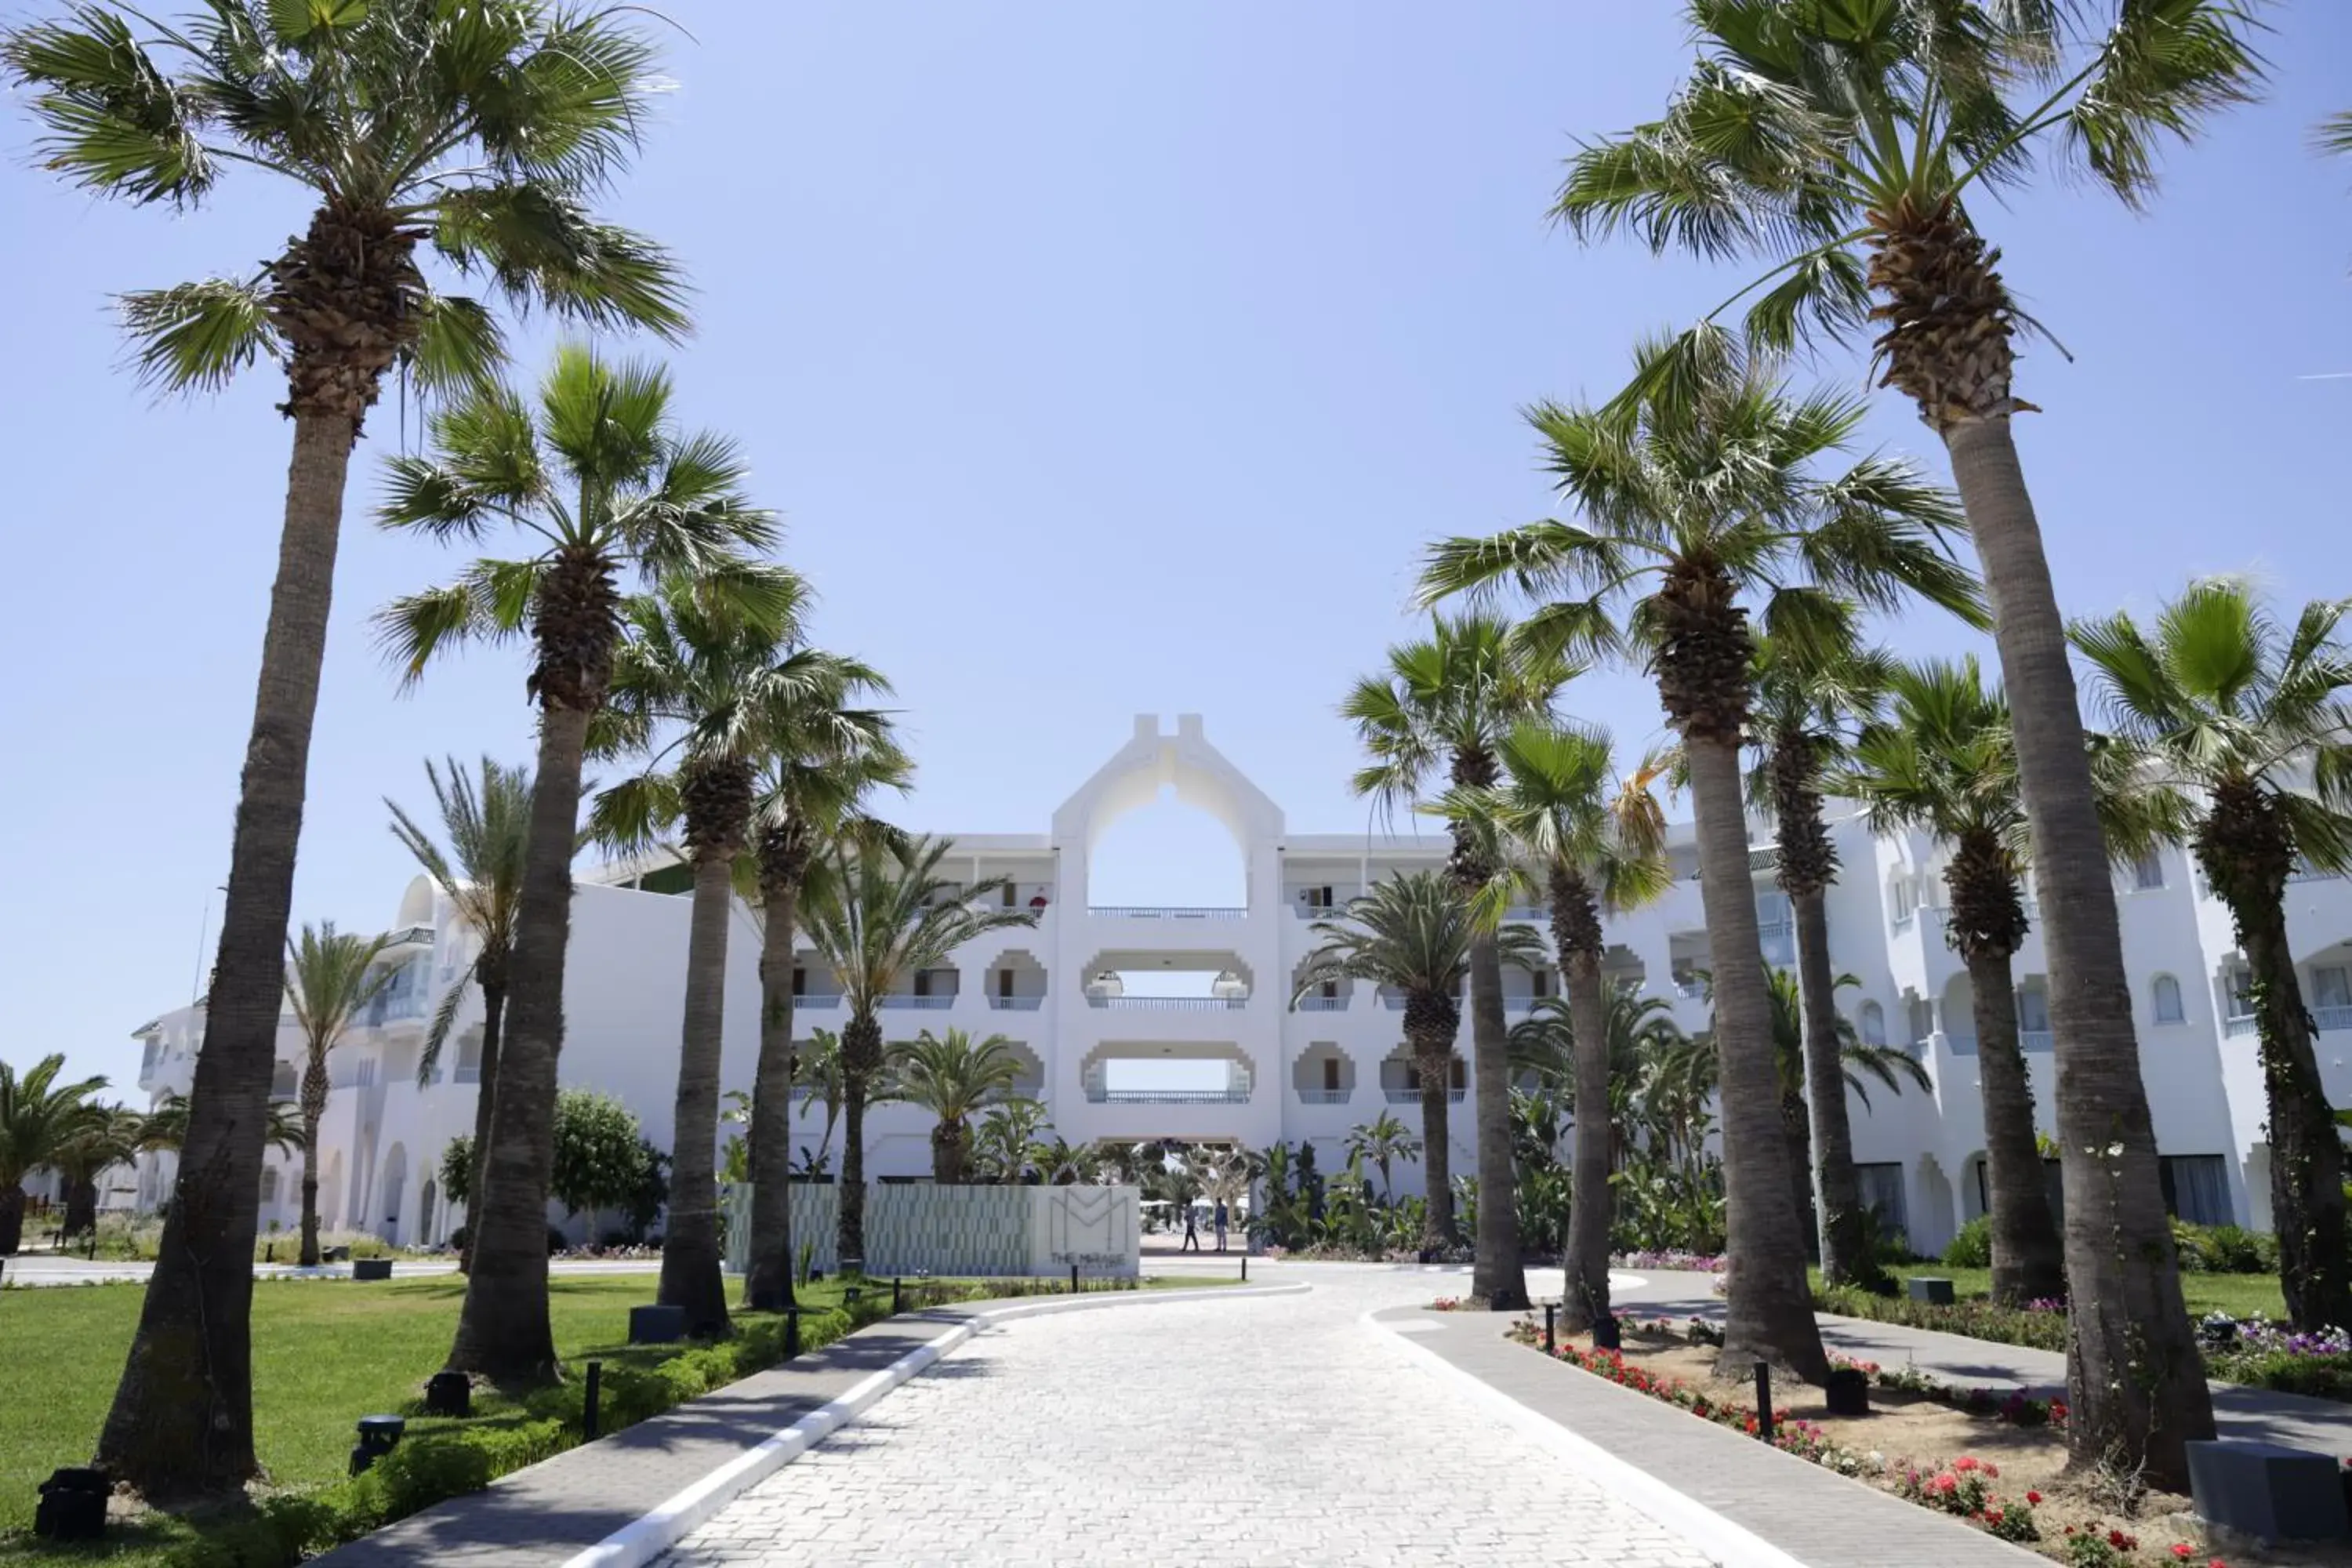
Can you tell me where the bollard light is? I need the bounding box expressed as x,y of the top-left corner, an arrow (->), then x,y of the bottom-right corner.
33,1468 -> 107,1541
1069,1263 -> 1080,1294
1752,1360 -> 1774,1443
891,1276 -> 902,1314
1543,1301 -> 1557,1356
784,1306 -> 802,1359
349,1414 -> 406,1477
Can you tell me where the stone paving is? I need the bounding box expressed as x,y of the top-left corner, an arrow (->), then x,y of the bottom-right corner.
660,1265 -> 1721,1568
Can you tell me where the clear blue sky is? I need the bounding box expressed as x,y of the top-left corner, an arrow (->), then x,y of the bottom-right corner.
5,2 -> 2347,1092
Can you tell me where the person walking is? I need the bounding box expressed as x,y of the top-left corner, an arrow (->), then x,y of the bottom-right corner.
1181,1206 -> 1200,1253
1214,1200 -> 1229,1254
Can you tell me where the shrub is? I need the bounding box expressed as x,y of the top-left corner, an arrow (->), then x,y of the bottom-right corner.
2171,1220 -> 2275,1275
1941,1216 -> 1992,1269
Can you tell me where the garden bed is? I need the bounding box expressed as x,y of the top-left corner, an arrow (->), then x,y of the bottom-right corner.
1507,1316 -> 2352,1568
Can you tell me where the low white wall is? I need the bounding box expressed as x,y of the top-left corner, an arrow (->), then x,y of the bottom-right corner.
724,1183 -> 1141,1279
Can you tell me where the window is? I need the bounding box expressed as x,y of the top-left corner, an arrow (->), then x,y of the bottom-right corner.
1890,879 -> 1916,920
259,1167 -> 278,1205
2314,965 -> 2352,1011
1319,980 -> 1338,1000
997,969 -> 1014,1000
2225,970 -> 2255,1019
2152,975 -> 2185,1025
1860,1001 -> 1886,1047
1533,969 -> 1553,998
1404,1058 -> 1466,1092
1450,1057 -> 1465,1091
1000,882 -> 1015,908
913,969 -> 931,998
1854,1163 -> 1908,1239
270,1062 -> 297,1098
2132,851 -> 2165,891
2158,1156 -> 2231,1225
1321,1057 -> 1341,1091
792,967 -> 807,997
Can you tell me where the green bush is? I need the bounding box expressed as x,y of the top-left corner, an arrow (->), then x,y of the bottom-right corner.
1815,1282 -> 2068,1352
2170,1219 -> 2276,1275
1940,1216 -> 1992,1269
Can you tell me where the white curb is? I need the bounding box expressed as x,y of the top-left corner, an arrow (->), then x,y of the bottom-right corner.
561,1281 -> 1311,1568
1362,1308 -> 1811,1568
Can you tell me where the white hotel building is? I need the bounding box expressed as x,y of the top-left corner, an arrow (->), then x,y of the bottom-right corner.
128,713 -> 2352,1256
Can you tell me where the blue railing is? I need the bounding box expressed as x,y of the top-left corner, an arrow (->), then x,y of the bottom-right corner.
1087,906 -> 1247,920
877,996 -> 954,1010
1295,996 -> 1348,1011
793,996 -> 842,1010
2317,1005 -> 2352,1033
1083,1088 -> 1252,1104
986,995 -> 1044,1011
1296,1088 -> 1352,1104
1087,996 -> 1248,1011
1385,1088 -> 1465,1105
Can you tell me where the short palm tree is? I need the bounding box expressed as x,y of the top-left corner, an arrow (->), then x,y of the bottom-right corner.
0,1054 -> 109,1255
1555,0 -> 2259,1473
51,1106 -> 148,1239
1840,657 -> 2066,1304
1298,872 -> 1545,1247
2075,580 -> 2352,1334
1420,333 -> 1976,1381
894,1029 -> 1030,1184
1346,615 -> 1569,1308
140,1093 -> 304,1160
387,755 -> 531,1272
378,347 -> 800,1382
1749,626 -> 1897,1288
1759,968 -> 1929,1266
1343,1112 -> 1423,1206
739,667 -> 905,1307
1,2 -> 684,1493
793,1028 -> 847,1176
284,924 -> 398,1266
1435,721 -> 1670,1328
971,1100 -> 1052,1185
800,836 -> 1037,1268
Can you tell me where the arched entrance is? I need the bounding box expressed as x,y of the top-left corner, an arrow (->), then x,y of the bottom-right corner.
377,1142 -> 409,1247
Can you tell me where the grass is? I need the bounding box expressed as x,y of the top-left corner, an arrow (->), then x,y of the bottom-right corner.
1842,1265 -> 2287,1320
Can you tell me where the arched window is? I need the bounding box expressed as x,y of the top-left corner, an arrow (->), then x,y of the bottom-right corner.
1860,1001 -> 1887,1047
2152,974 -> 2185,1025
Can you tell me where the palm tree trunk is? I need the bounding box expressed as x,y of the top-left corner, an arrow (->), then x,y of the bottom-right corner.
0,1189 -> 24,1256
459,975 -> 506,1274
299,1057 -> 328,1267
1466,932 -> 1529,1308
746,871 -> 799,1310
448,702 -> 593,1384
838,1012 -> 881,1272
1780,1080 -> 1816,1265
1686,733 -> 1828,1381
931,1123 -> 962,1184
658,852 -> 734,1338
1944,417 -> 2212,1484
1407,1029 -> 1457,1249
64,1178 -> 98,1240
1560,947 -> 1614,1330
95,408 -> 356,1497
1794,891 -> 1875,1287
1965,950 -> 2066,1304
2238,898 -> 2352,1334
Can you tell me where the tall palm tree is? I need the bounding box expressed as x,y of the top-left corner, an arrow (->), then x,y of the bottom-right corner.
1759,968 -> 1929,1265
1297,873 -> 1546,1247
387,756 -> 531,1273
1554,0 -> 2259,1477
377,348 -> 799,1382
2074,581 -> 2352,1334
1841,656 -> 2067,1304
1420,332 -> 1976,1381
800,836 -> 1036,1269
1436,722 -> 1670,1328
0,1054 -> 109,1255
1749,626 -> 1898,1287
284,923 -> 398,1266
739,669 -> 906,1307
894,1029 -> 1030,1184
1347,615 -> 1570,1308
2,0 -> 684,1494
1343,1112 -> 1423,1205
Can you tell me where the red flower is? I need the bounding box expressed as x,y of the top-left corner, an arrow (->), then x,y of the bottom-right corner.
2172,1548 -> 2194,1560
2109,1529 -> 2138,1551
1954,1456 -> 1980,1472
2026,1490 -> 2043,1504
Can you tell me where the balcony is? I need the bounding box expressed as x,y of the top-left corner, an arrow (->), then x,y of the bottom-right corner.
1385,1088 -> 1465,1105
986,996 -> 1045,1011
2319,1006 -> 2352,1033
877,996 -> 954,1010
1757,916 -> 1793,942
1087,906 -> 1247,920
2225,1014 -> 2258,1038
1087,996 -> 1248,1011
793,995 -> 843,1010
385,924 -> 435,949
453,1064 -> 481,1084
1296,1088 -> 1352,1105
1295,996 -> 1347,1012
1083,1087 -> 1252,1104
2020,1030 -> 2053,1052
1892,912 -> 1915,935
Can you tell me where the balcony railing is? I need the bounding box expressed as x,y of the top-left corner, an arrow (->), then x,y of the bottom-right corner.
1087,906 -> 1247,920
793,995 -> 842,1010
1671,979 -> 1706,1000
385,924 -> 434,949
2020,1029 -> 2053,1052
2318,1005 -> 2352,1033
1087,996 -> 1248,1011
1295,996 -> 1347,1011
877,996 -> 954,1010
452,1065 -> 481,1084
1757,916 -> 1794,941
986,995 -> 1045,1011
1295,1088 -> 1352,1104
1385,1087 -> 1465,1105
1891,912 -> 1915,934
2288,864 -> 2345,885
1083,1088 -> 1253,1104
1294,902 -> 1349,919
2225,1014 -> 2258,1038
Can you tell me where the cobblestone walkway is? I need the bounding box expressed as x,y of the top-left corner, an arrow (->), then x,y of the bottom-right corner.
660,1269 -> 1718,1568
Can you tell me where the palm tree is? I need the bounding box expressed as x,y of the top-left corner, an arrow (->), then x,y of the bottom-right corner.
1298,873 -> 1546,1247
377,348 -> 798,1382
1749,626 -> 1898,1287
140,1092 -> 304,1160
800,836 -> 1037,1269
1343,1112 -> 1422,1205
387,756 -> 531,1273
1841,657 -> 2070,1304
971,1100 -> 1052,1185
793,1027 -> 847,1176
1,1 -> 684,1494
1436,722 -> 1670,1328
1554,1 -> 2259,1476
52,1107 -> 148,1239
894,1029 -> 1030,1184
739,667 -> 905,1307
1421,334 -> 1976,1381
1759,968 -> 1929,1267
2074,581 -> 2352,1334
0,1054 -> 109,1254
1512,985 -> 1689,1162
1347,615 -> 1570,1308
284,924 -> 398,1266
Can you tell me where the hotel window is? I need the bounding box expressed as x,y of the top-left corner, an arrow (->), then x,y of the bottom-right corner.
2132,851 -> 2165,891
2016,989 -> 2050,1041
792,967 -> 807,997
1853,1163 -> 1907,1238
2158,1156 -> 2231,1225
1860,1001 -> 1887,1047
2313,965 -> 2352,1012
913,969 -> 931,997
2152,974 -> 2185,1025
1303,884 -> 1335,909
2225,970 -> 2255,1019
1320,980 -> 1339,1000
997,970 -> 1014,1000
1533,970 -> 1553,998
1321,1058 -> 1341,1091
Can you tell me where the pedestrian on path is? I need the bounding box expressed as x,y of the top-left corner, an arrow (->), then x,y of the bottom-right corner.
1214,1201 -> 1229,1253
1181,1207 -> 1200,1252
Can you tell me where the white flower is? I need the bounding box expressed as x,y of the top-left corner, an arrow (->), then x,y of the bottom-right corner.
2107,1142 -> 2125,1157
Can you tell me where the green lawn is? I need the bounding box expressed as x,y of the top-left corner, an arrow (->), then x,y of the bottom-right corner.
1818,1265 -> 2287,1320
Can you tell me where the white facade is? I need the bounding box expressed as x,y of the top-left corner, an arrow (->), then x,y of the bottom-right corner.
127,713 -> 2352,1256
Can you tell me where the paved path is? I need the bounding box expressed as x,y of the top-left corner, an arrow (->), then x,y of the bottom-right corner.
1617,1268 -> 2352,1458
660,1265 -> 1720,1568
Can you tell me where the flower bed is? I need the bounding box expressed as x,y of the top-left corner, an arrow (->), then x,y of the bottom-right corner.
1611,1250 -> 1726,1273
1508,1319 -> 2234,1566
